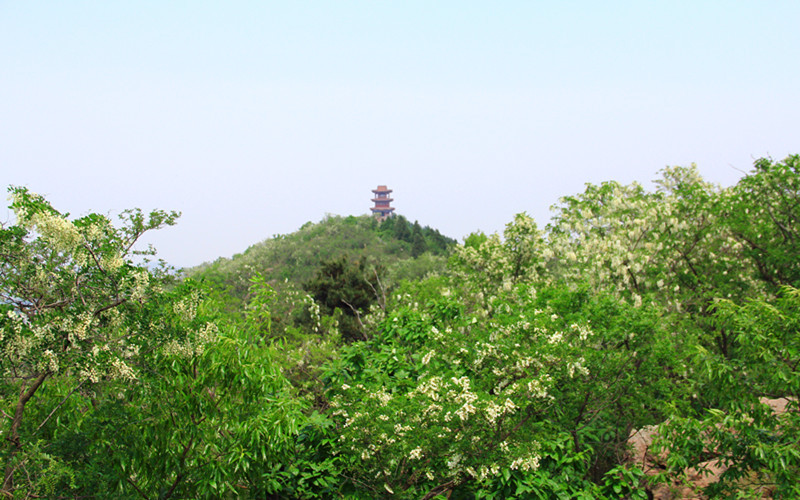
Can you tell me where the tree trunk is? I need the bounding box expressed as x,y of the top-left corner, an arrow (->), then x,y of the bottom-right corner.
2,371 -> 49,496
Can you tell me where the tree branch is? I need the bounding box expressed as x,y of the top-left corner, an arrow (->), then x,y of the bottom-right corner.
35,379 -> 87,433
3,371 -> 51,494
341,299 -> 368,341
422,480 -> 457,500
94,298 -> 127,317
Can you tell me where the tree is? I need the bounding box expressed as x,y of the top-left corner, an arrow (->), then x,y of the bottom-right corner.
411,232 -> 426,258
306,256 -> 380,341
0,187 -> 219,496
0,187 -> 309,498
393,216 -> 412,242
723,155 -> 800,289
655,287 -> 800,497
324,254 -> 681,498
95,279 -> 304,498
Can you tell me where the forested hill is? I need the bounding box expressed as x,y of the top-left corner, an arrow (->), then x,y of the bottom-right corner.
185,213 -> 456,304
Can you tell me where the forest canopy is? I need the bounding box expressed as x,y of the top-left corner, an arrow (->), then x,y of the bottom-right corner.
2,155 -> 799,498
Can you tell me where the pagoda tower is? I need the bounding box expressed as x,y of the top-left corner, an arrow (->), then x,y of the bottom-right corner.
370,185 -> 395,221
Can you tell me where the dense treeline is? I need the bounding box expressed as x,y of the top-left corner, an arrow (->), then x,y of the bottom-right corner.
1,156 -> 799,498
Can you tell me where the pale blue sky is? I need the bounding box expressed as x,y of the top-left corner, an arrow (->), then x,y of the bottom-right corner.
2,2 -> 798,267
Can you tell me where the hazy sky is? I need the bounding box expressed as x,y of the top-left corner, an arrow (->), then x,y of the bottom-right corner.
2,2 -> 798,267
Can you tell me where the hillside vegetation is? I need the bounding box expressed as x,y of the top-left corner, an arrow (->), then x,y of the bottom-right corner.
188,214 -> 455,300
187,214 -> 456,340
2,156 -> 800,499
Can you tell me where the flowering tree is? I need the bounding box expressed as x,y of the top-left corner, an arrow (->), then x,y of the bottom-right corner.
0,187 -> 218,496
285,156 -> 800,497
4,155 -> 797,497
0,187 -> 311,498
547,166 -> 738,307
546,166 -> 773,366
324,225 -> 684,498
326,292 -> 553,498
647,157 -> 800,496
723,155 -> 800,290
451,213 -> 549,292
655,287 -> 800,497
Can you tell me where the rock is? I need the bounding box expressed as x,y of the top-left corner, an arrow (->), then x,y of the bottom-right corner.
759,397 -> 793,415
626,397 -> 795,498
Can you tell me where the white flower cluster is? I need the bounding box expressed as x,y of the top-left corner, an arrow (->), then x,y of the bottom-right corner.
101,253 -> 124,272
372,387 -> 392,407
450,377 -> 479,421
305,295 -> 323,332
394,423 -> 413,436
162,322 -> 218,358
27,211 -> 82,253
79,365 -> 101,383
483,398 -> 517,425
172,291 -> 200,322
110,357 -> 137,382
60,311 -> 94,344
571,323 -> 593,341
509,453 -> 540,471
127,269 -> 151,301
526,376 -> 551,399
567,357 -> 589,378
42,349 -> 59,373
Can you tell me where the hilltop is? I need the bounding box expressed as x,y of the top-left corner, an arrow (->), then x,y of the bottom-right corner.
185,214 -> 456,336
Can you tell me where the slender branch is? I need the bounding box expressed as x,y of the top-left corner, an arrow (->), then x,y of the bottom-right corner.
82,243 -> 106,275
75,274 -> 87,307
35,380 -> 87,433
370,268 -> 387,311
162,436 -> 195,499
422,480 -> 457,500
495,407 -> 536,447
338,473 -> 380,496
10,372 -> 50,440
38,298 -> 72,311
3,371 -> 51,494
125,476 -> 149,500
94,298 -> 127,317
341,299 -> 368,341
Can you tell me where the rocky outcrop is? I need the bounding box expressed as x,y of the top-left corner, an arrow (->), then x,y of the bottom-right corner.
626,397 -> 794,499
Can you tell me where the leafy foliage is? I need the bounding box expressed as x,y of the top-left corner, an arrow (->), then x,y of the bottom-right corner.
5,155 -> 800,498
187,214 -> 455,306
1,186 -> 184,495
186,214 -> 456,347
306,255 -> 381,342
0,188 -> 303,498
